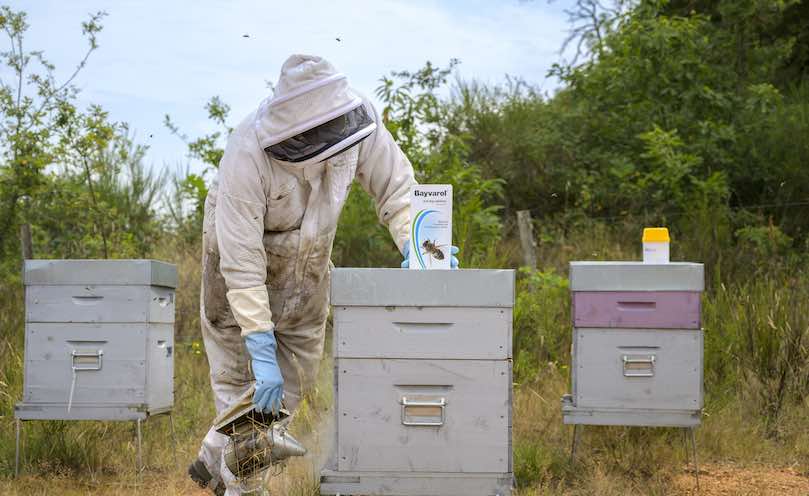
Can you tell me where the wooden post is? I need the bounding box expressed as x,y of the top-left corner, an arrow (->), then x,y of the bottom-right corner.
516,210 -> 537,269
20,223 -> 33,260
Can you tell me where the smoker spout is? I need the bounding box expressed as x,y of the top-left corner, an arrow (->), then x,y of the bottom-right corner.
270,425 -> 307,460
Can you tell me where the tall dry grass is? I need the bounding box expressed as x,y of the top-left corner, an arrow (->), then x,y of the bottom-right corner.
1,224 -> 808,494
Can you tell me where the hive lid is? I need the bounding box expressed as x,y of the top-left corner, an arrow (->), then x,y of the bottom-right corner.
331,268 -> 515,307
24,259 -> 178,288
569,261 -> 704,291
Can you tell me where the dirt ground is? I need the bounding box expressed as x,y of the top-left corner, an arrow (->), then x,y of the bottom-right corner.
672,464 -> 809,496
5,462 -> 809,495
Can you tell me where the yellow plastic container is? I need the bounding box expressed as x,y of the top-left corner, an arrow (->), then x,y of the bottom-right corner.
642,227 -> 670,263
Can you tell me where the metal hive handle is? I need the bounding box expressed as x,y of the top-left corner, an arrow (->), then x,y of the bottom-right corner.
72,349 -> 104,371
67,349 -> 104,412
400,396 -> 447,426
622,354 -> 655,377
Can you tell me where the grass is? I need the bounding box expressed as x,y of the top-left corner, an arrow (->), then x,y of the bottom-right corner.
1,227 -> 808,494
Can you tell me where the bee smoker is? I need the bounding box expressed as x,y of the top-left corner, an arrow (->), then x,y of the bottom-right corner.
213,386 -> 306,483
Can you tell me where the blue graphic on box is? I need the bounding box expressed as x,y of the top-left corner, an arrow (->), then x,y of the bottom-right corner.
411,209 -> 450,268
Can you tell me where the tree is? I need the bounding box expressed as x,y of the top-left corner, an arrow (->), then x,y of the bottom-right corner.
0,7 -> 167,275
0,7 -> 104,261
164,96 -> 232,237
559,0 -> 634,65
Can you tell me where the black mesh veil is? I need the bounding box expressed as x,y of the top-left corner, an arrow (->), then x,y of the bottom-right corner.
265,104 -> 374,163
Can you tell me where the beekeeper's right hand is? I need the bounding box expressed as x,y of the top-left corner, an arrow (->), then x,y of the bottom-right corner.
244,330 -> 284,415
400,239 -> 461,268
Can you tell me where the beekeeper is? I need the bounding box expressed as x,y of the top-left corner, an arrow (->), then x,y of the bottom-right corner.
188,54 -> 451,495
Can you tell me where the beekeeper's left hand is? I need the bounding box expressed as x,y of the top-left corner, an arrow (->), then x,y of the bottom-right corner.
244,330 -> 284,415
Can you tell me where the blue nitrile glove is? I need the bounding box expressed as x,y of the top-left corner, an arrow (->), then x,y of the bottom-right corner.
244,330 -> 284,415
401,239 -> 460,269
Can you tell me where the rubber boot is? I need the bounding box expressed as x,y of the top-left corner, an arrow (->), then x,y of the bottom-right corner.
188,458 -> 226,496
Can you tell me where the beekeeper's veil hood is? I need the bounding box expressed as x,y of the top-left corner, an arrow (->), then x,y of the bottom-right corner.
256,54 -> 376,165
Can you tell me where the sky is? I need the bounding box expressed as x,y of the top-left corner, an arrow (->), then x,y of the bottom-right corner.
11,0 -> 575,173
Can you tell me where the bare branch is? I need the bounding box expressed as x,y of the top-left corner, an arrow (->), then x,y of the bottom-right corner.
558,0 -> 633,66
26,11 -> 107,134
15,34 -> 22,108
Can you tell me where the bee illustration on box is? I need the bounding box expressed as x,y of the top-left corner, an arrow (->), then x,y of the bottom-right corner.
410,203 -> 452,269
421,239 -> 446,266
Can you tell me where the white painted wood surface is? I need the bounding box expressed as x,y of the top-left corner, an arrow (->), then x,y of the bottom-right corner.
573,328 -> 703,411
562,405 -> 701,427
26,285 -> 175,323
569,262 -> 704,291
23,259 -> 178,287
331,268 -> 515,307
22,322 -> 174,416
336,358 -> 511,474
333,306 -> 511,360
326,268 -> 514,495
320,469 -> 513,496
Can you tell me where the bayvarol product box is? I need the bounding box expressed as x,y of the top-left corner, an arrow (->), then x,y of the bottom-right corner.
409,184 -> 453,270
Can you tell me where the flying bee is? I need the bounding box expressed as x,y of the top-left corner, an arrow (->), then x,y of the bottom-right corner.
421,239 -> 446,266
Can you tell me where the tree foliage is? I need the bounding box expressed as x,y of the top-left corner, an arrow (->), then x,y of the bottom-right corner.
442,0 -> 808,272
0,7 -> 166,277
164,96 -> 231,239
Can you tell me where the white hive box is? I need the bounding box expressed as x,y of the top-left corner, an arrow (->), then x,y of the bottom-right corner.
321,268 -> 515,496
562,262 -> 705,427
15,259 -> 177,421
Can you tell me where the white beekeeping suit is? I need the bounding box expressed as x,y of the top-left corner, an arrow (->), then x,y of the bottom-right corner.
191,54 -> 415,495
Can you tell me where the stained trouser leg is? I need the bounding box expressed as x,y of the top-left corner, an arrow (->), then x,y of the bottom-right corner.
198,379 -> 252,496
273,319 -> 327,412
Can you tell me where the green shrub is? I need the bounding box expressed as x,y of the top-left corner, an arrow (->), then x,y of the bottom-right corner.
703,272 -> 809,429
513,268 -> 570,382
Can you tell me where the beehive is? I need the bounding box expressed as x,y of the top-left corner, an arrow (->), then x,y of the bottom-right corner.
562,262 -> 704,427
15,259 -> 176,421
321,268 -> 515,496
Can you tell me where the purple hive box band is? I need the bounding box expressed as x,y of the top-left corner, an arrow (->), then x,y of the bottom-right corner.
572,291 -> 701,329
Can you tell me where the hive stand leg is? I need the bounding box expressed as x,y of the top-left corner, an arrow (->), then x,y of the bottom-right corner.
570,424 -> 582,461
15,418 -> 21,478
136,418 -> 143,473
689,427 -> 700,493
168,413 -> 178,469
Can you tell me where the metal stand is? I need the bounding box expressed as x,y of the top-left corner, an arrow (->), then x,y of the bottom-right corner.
136,418 -> 144,473
570,424 -> 582,461
133,413 -> 180,472
568,424 -> 700,493
15,418 -> 21,477
688,427 -> 700,492
14,413 -> 174,477
168,413 -> 178,469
